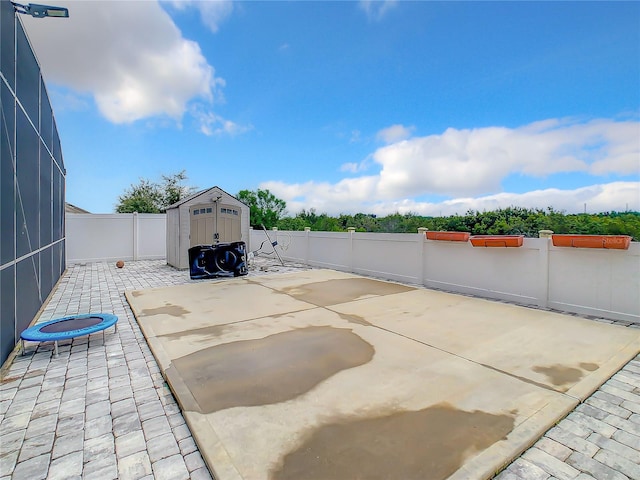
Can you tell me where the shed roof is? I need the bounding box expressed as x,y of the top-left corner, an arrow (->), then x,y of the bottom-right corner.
165,186 -> 247,210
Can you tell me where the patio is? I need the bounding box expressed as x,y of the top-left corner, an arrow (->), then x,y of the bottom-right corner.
1,259 -> 639,480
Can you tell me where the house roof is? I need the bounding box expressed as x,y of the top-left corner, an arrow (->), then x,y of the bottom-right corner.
65,203 -> 91,214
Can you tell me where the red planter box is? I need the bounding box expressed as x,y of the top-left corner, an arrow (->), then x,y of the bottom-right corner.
551,234 -> 631,250
469,235 -> 524,248
425,231 -> 470,242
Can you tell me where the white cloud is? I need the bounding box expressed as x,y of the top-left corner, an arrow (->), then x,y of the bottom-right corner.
258,117 -> 639,216
359,0 -> 398,21
262,177 -> 380,215
21,1 -> 221,125
168,0 -> 233,33
340,163 -> 360,174
376,124 -> 414,143
380,182 -> 640,217
340,155 -> 374,174
373,118 -> 639,198
263,181 -> 639,217
193,108 -> 252,137
49,89 -> 90,113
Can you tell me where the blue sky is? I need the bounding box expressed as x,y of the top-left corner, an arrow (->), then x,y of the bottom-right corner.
22,0 -> 639,216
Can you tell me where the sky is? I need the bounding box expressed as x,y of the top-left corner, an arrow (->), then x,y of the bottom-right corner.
21,0 -> 640,217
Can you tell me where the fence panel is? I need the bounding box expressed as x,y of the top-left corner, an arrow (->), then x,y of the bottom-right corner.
249,230 -> 638,323
352,232 -> 421,284
423,238 -> 545,306
548,243 -> 640,322
66,213 -> 166,263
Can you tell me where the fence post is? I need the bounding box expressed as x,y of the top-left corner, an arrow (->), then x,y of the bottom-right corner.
347,227 -> 356,273
133,212 -> 139,261
538,230 -> 553,308
304,227 -> 311,266
417,228 -> 427,286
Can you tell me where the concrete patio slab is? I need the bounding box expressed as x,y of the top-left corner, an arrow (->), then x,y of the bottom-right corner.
126,279 -> 318,338
327,288 -> 640,400
125,269 -> 640,480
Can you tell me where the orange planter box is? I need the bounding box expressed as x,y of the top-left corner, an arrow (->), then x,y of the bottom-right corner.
469,235 -> 524,248
551,234 -> 631,250
425,231 -> 470,242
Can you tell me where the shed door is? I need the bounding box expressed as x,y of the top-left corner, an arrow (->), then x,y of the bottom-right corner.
217,204 -> 241,243
190,205 -> 215,246
190,203 -> 241,246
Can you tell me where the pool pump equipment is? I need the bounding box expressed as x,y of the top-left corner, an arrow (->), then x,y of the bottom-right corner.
189,241 -> 248,279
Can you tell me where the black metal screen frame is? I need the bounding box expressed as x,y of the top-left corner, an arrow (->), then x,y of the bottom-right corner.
1,0 -> 66,365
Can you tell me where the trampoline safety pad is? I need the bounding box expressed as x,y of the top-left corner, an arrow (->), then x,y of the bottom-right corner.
125,269 -> 640,480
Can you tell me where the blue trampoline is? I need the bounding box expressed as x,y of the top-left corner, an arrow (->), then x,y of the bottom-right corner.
21,313 -> 118,356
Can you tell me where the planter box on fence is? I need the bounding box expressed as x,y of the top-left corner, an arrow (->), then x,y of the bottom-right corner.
470,235 -> 524,248
425,231 -> 470,242
551,234 -> 631,250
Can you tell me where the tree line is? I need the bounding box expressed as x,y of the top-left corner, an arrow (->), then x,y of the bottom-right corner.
277,207 -> 640,241
114,173 -> 639,240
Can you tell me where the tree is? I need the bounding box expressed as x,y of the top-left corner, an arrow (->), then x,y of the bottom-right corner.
236,189 -> 287,229
160,171 -> 193,208
268,206 -> 640,239
115,170 -> 195,213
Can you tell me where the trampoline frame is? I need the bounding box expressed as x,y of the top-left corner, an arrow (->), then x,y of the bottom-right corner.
20,313 -> 118,357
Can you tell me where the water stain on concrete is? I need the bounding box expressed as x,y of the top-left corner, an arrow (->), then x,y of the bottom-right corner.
130,291 -> 142,297
271,403 -> 515,480
172,326 -> 375,413
282,278 -> 415,307
161,324 -> 230,342
580,362 -> 599,372
532,364 -> 584,387
140,304 -> 190,317
337,312 -> 373,327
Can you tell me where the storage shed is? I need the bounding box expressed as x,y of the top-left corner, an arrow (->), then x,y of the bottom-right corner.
166,186 -> 250,269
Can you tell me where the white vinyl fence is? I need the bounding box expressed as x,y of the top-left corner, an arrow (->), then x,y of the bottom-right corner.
66,213 -> 166,263
64,216 -> 639,323
250,229 -> 640,323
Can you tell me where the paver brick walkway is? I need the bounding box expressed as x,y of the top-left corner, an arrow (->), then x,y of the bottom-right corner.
1,259 -> 638,480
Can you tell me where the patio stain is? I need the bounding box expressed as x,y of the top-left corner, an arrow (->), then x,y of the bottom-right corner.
282,278 -> 415,307
140,304 -> 190,317
336,312 -> 374,327
532,364 -> 586,387
161,324 -> 231,342
271,403 -> 515,480
580,362 -> 599,371
1,375 -> 21,384
171,326 -> 374,413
